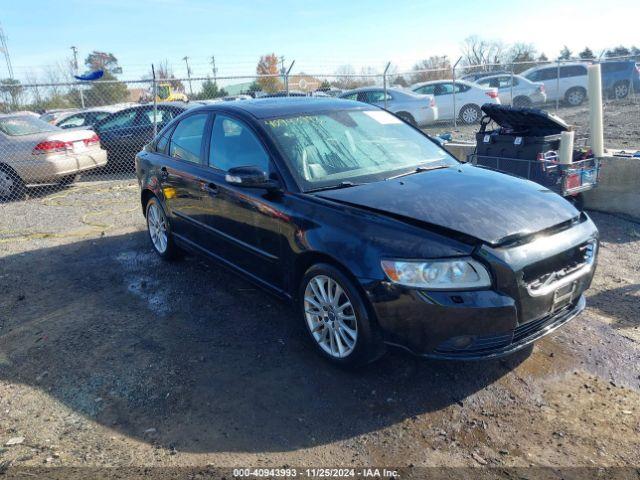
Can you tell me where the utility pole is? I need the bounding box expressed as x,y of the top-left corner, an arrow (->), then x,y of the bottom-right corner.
279,55 -> 286,83
183,56 -> 193,96
0,23 -> 14,80
210,56 -> 218,83
70,45 -> 85,108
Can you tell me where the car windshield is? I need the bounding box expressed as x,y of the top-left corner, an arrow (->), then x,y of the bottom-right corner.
0,116 -> 59,136
264,109 -> 456,191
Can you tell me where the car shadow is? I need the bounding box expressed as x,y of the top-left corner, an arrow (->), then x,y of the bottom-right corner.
588,282 -> 640,329
0,231 -> 529,453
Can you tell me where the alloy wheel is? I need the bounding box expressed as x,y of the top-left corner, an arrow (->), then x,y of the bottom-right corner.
461,106 -> 479,124
614,83 -> 629,99
567,90 -> 584,106
147,202 -> 168,254
304,274 -> 358,358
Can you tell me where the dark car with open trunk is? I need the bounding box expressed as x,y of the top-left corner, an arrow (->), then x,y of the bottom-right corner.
135,98 -> 598,366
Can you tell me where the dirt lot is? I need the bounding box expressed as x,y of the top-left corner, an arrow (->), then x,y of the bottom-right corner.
423,96 -> 640,151
0,179 -> 639,477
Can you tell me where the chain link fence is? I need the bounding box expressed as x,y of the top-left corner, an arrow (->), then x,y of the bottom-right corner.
0,55 -> 639,245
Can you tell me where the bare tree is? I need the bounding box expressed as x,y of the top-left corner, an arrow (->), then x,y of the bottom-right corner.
410,56 -> 451,83
506,43 -> 538,73
461,36 -> 505,70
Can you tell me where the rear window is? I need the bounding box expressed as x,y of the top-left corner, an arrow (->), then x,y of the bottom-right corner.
0,116 -> 59,136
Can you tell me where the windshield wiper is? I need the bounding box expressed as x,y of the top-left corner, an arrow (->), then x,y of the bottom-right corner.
386,164 -> 448,180
306,181 -> 361,193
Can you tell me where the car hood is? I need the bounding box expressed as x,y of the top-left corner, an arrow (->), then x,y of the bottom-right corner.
314,165 -> 579,246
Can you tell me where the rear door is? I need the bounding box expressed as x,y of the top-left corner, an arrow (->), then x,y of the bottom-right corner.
156,112 -> 212,241
432,82 -> 454,119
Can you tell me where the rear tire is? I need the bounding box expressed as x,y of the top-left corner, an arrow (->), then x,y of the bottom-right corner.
396,112 -> 417,127
299,263 -> 385,367
613,81 -> 629,99
565,87 -> 586,106
145,196 -> 181,260
459,104 -> 482,124
0,165 -> 26,202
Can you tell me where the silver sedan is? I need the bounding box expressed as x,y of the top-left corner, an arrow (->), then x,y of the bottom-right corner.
476,74 -> 547,107
339,87 -> 438,127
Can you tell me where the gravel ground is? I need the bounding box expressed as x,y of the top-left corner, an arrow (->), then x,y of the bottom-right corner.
422,96 -> 640,151
0,180 -> 639,478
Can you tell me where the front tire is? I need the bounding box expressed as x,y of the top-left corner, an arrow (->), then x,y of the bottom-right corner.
145,196 -> 180,260
459,104 -> 482,124
299,264 -> 385,367
565,87 -> 586,106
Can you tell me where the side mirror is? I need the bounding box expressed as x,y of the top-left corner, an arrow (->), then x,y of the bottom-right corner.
225,165 -> 280,191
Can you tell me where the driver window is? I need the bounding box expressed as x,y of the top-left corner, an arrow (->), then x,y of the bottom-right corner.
209,115 -> 269,173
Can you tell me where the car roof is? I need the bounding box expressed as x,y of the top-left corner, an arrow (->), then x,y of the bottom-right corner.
190,97 -> 369,119
411,79 -> 474,88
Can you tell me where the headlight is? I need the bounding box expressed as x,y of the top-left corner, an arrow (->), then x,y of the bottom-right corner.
381,258 -> 491,290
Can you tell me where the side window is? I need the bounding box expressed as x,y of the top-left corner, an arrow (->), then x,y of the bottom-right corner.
416,85 -> 435,95
93,112 -> 110,123
140,108 -> 177,127
434,83 -> 454,95
540,68 -> 558,81
168,113 -> 208,163
560,66 -> 586,78
454,83 -> 470,93
477,78 -> 491,87
364,91 -> 390,103
99,110 -> 137,130
58,114 -> 86,129
341,93 -> 358,100
209,115 -> 269,173
155,125 -> 175,154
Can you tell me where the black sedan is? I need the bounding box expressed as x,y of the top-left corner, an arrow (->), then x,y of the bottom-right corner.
94,102 -> 202,165
135,98 -> 598,366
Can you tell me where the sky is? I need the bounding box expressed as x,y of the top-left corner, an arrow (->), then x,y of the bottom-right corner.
1,0 -> 638,84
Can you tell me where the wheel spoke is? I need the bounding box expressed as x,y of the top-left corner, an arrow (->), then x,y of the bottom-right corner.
334,329 -> 345,356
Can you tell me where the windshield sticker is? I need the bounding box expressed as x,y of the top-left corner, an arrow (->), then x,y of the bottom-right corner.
363,110 -> 402,125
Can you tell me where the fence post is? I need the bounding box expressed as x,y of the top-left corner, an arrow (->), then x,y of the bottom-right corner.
510,63 -> 514,106
285,60 -> 295,96
151,64 -> 158,138
452,56 -> 462,128
383,61 -> 391,110
555,59 -> 561,113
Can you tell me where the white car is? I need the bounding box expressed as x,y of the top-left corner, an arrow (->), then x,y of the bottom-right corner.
520,62 -> 589,106
338,87 -> 438,127
410,80 -> 499,124
475,74 -> 547,107
0,114 -> 107,200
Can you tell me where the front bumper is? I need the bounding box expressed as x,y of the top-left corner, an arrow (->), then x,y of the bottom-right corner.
364,216 -> 598,360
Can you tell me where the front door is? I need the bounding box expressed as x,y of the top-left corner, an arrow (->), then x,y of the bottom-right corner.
198,113 -> 285,291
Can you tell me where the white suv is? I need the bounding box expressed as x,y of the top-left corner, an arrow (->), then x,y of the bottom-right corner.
521,62 -> 589,106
